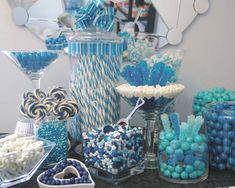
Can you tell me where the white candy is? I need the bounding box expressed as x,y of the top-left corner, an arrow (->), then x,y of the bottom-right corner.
0,134 -> 45,179
116,83 -> 185,99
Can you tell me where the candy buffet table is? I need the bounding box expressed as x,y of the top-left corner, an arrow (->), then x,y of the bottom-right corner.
1,133 -> 234,188
9,148 -> 235,188
11,167 -> 235,188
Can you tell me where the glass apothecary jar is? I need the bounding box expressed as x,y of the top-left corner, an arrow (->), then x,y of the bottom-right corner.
204,102 -> 235,171
158,114 -> 208,184
83,125 -> 144,184
35,120 -> 68,166
66,30 -> 124,142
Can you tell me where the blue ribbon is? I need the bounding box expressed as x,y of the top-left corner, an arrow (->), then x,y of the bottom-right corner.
74,0 -> 114,32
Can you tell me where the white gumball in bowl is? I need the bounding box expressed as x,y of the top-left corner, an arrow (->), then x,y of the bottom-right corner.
37,159 -> 95,188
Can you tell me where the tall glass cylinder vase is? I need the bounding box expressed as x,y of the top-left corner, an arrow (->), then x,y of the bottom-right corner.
67,31 -> 124,142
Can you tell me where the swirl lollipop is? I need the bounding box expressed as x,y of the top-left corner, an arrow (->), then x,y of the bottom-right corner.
27,101 -> 47,122
23,91 -> 38,101
43,97 -> 57,114
48,87 -> 67,102
34,89 -> 47,101
53,99 -> 78,120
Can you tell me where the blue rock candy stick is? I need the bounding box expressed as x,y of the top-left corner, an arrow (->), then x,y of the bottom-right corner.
187,115 -> 195,138
120,65 -> 136,85
149,62 -> 165,86
160,113 -> 172,132
192,116 -> 204,138
179,122 -> 190,141
169,113 -> 180,140
159,66 -> 174,86
136,60 -> 149,85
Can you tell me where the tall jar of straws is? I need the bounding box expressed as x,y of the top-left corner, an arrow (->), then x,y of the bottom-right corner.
67,31 -> 124,141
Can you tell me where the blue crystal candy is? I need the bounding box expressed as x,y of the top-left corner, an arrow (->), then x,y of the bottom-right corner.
46,34 -> 68,50
12,51 -> 58,73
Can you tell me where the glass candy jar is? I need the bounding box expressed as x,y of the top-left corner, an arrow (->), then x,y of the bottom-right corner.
158,114 -> 208,183
83,125 -> 144,184
36,120 -> 68,165
204,102 -> 235,171
67,31 -> 124,141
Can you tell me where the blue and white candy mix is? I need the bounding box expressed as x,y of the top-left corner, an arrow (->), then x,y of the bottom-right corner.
83,125 -> 143,174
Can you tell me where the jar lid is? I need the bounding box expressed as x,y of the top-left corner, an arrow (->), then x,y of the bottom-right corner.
66,29 -> 125,56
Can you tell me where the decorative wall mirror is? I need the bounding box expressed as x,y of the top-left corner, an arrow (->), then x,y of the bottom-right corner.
7,0 -> 209,48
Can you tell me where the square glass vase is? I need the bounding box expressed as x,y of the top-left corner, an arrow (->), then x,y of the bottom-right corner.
83,126 -> 144,184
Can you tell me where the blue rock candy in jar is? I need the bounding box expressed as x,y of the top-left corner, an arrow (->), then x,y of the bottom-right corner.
159,113 -> 208,183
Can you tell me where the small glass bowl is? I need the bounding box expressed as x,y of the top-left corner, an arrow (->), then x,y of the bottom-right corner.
0,134 -> 55,188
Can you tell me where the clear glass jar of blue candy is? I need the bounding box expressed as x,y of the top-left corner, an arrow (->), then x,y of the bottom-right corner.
158,114 -> 208,184
204,102 -> 235,171
67,31 -> 124,142
36,120 -> 68,166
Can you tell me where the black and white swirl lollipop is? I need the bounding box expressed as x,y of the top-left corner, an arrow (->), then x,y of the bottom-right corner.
53,99 -> 78,120
43,97 -> 57,114
34,89 -> 47,101
48,87 -> 67,102
27,101 -> 47,122
23,91 -> 38,101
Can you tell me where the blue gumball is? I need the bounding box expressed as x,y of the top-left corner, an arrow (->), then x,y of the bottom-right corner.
218,163 -> 226,170
223,123 -> 232,131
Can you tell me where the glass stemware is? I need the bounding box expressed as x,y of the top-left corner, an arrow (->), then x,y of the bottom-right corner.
117,49 -> 185,169
2,51 -> 59,90
117,85 -> 184,169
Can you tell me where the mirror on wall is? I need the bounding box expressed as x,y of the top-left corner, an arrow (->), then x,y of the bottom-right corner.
7,0 -> 209,48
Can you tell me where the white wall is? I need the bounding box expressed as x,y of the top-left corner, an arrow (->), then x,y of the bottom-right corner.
0,0 -> 235,132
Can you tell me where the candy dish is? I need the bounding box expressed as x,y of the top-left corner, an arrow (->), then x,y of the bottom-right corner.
37,159 -> 95,188
0,134 -> 55,188
204,102 -> 235,171
159,113 -> 208,184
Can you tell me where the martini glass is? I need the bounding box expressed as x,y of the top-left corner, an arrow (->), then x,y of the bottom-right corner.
2,51 -> 59,89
